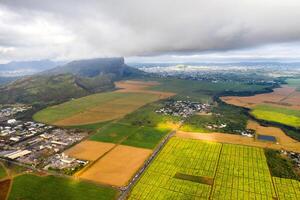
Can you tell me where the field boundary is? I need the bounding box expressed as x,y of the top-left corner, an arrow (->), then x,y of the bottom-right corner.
118,129 -> 177,200
208,143 -> 223,200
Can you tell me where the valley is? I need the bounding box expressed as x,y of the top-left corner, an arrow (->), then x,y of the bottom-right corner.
0,60 -> 300,200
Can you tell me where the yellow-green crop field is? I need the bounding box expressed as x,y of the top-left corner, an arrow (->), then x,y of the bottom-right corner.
128,137 -> 300,200
274,177 -> 300,200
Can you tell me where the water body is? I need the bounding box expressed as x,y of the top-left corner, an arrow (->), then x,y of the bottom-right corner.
257,134 -> 277,142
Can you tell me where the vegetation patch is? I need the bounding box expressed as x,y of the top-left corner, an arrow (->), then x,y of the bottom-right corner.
265,149 -> 300,180
129,138 -> 222,199
251,104 -> 300,128
212,144 -> 276,199
180,102 -> 249,134
0,164 -> 7,180
129,138 -> 277,200
149,78 -> 271,102
8,174 -> 118,200
286,78 -> 300,91
174,173 -> 214,185
89,123 -> 170,149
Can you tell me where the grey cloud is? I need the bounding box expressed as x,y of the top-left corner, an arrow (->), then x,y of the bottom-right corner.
0,0 -> 300,61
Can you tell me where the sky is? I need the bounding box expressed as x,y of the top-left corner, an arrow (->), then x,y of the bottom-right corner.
0,0 -> 300,63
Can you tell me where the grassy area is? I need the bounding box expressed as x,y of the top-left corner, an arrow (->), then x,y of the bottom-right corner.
0,164 -> 7,179
67,121 -> 112,132
33,92 -> 161,125
180,102 -> 249,134
119,100 -> 180,128
251,104 -> 300,128
149,78 -> 271,102
89,122 -> 170,149
8,174 -> 118,200
286,78 -> 300,91
265,149 -> 299,180
129,138 -> 277,199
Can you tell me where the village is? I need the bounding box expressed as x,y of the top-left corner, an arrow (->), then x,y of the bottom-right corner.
0,105 -> 89,175
156,100 -> 211,118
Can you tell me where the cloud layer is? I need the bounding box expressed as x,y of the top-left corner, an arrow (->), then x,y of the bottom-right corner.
1,0 -> 300,62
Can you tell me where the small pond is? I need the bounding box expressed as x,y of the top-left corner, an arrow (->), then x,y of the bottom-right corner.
257,134 -> 277,142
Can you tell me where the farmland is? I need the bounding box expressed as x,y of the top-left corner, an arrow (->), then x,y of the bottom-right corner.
221,86 -> 300,110
8,174 -> 118,200
273,177 -> 300,199
33,80 -> 175,126
286,78 -> 300,91
33,92 -> 163,126
79,145 -> 152,187
148,78 -> 271,102
89,122 -> 171,149
128,137 -> 300,200
251,104 -> 300,128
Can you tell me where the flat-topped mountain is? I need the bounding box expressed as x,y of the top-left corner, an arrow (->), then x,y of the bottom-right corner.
0,57 -> 145,105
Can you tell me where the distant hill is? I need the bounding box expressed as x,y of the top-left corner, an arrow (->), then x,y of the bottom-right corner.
0,57 -> 146,105
0,60 -> 60,77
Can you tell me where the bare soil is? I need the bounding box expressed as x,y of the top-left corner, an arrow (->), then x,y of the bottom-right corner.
79,145 -> 152,187
221,86 -> 300,110
176,129 -> 300,153
0,179 -> 11,200
64,141 -> 115,161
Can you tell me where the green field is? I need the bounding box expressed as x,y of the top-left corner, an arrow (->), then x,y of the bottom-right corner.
149,78 -> 271,102
251,105 -> 300,128
33,91 -> 161,125
8,174 -> 118,200
273,177 -> 300,199
89,122 -> 170,149
212,144 -> 275,199
129,138 -> 280,200
286,78 -> 300,91
0,164 -> 7,179
129,138 -> 221,199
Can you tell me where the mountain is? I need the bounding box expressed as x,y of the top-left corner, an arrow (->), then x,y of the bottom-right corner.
45,57 -> 126,78
0,57 -> 145,105
0,60 -> 60,77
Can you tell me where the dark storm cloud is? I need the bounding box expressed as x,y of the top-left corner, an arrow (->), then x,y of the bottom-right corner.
0,0 -> 300,61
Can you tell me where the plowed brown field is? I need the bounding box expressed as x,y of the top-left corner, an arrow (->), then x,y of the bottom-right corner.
221,86 -> 300,110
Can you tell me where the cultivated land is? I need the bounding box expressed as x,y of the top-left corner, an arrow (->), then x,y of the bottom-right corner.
273,177 -> 300,199
65,140 -> 115,161
251,104 -> 300,128
128,137 -> 284,200
221,86 -> 300,110
176,129 -> 300,153
89,122 -> 171,149
247,120 -> 300,151
79,145 -> 152,187
8,174 -> 118,200
33,80 -> 175,126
